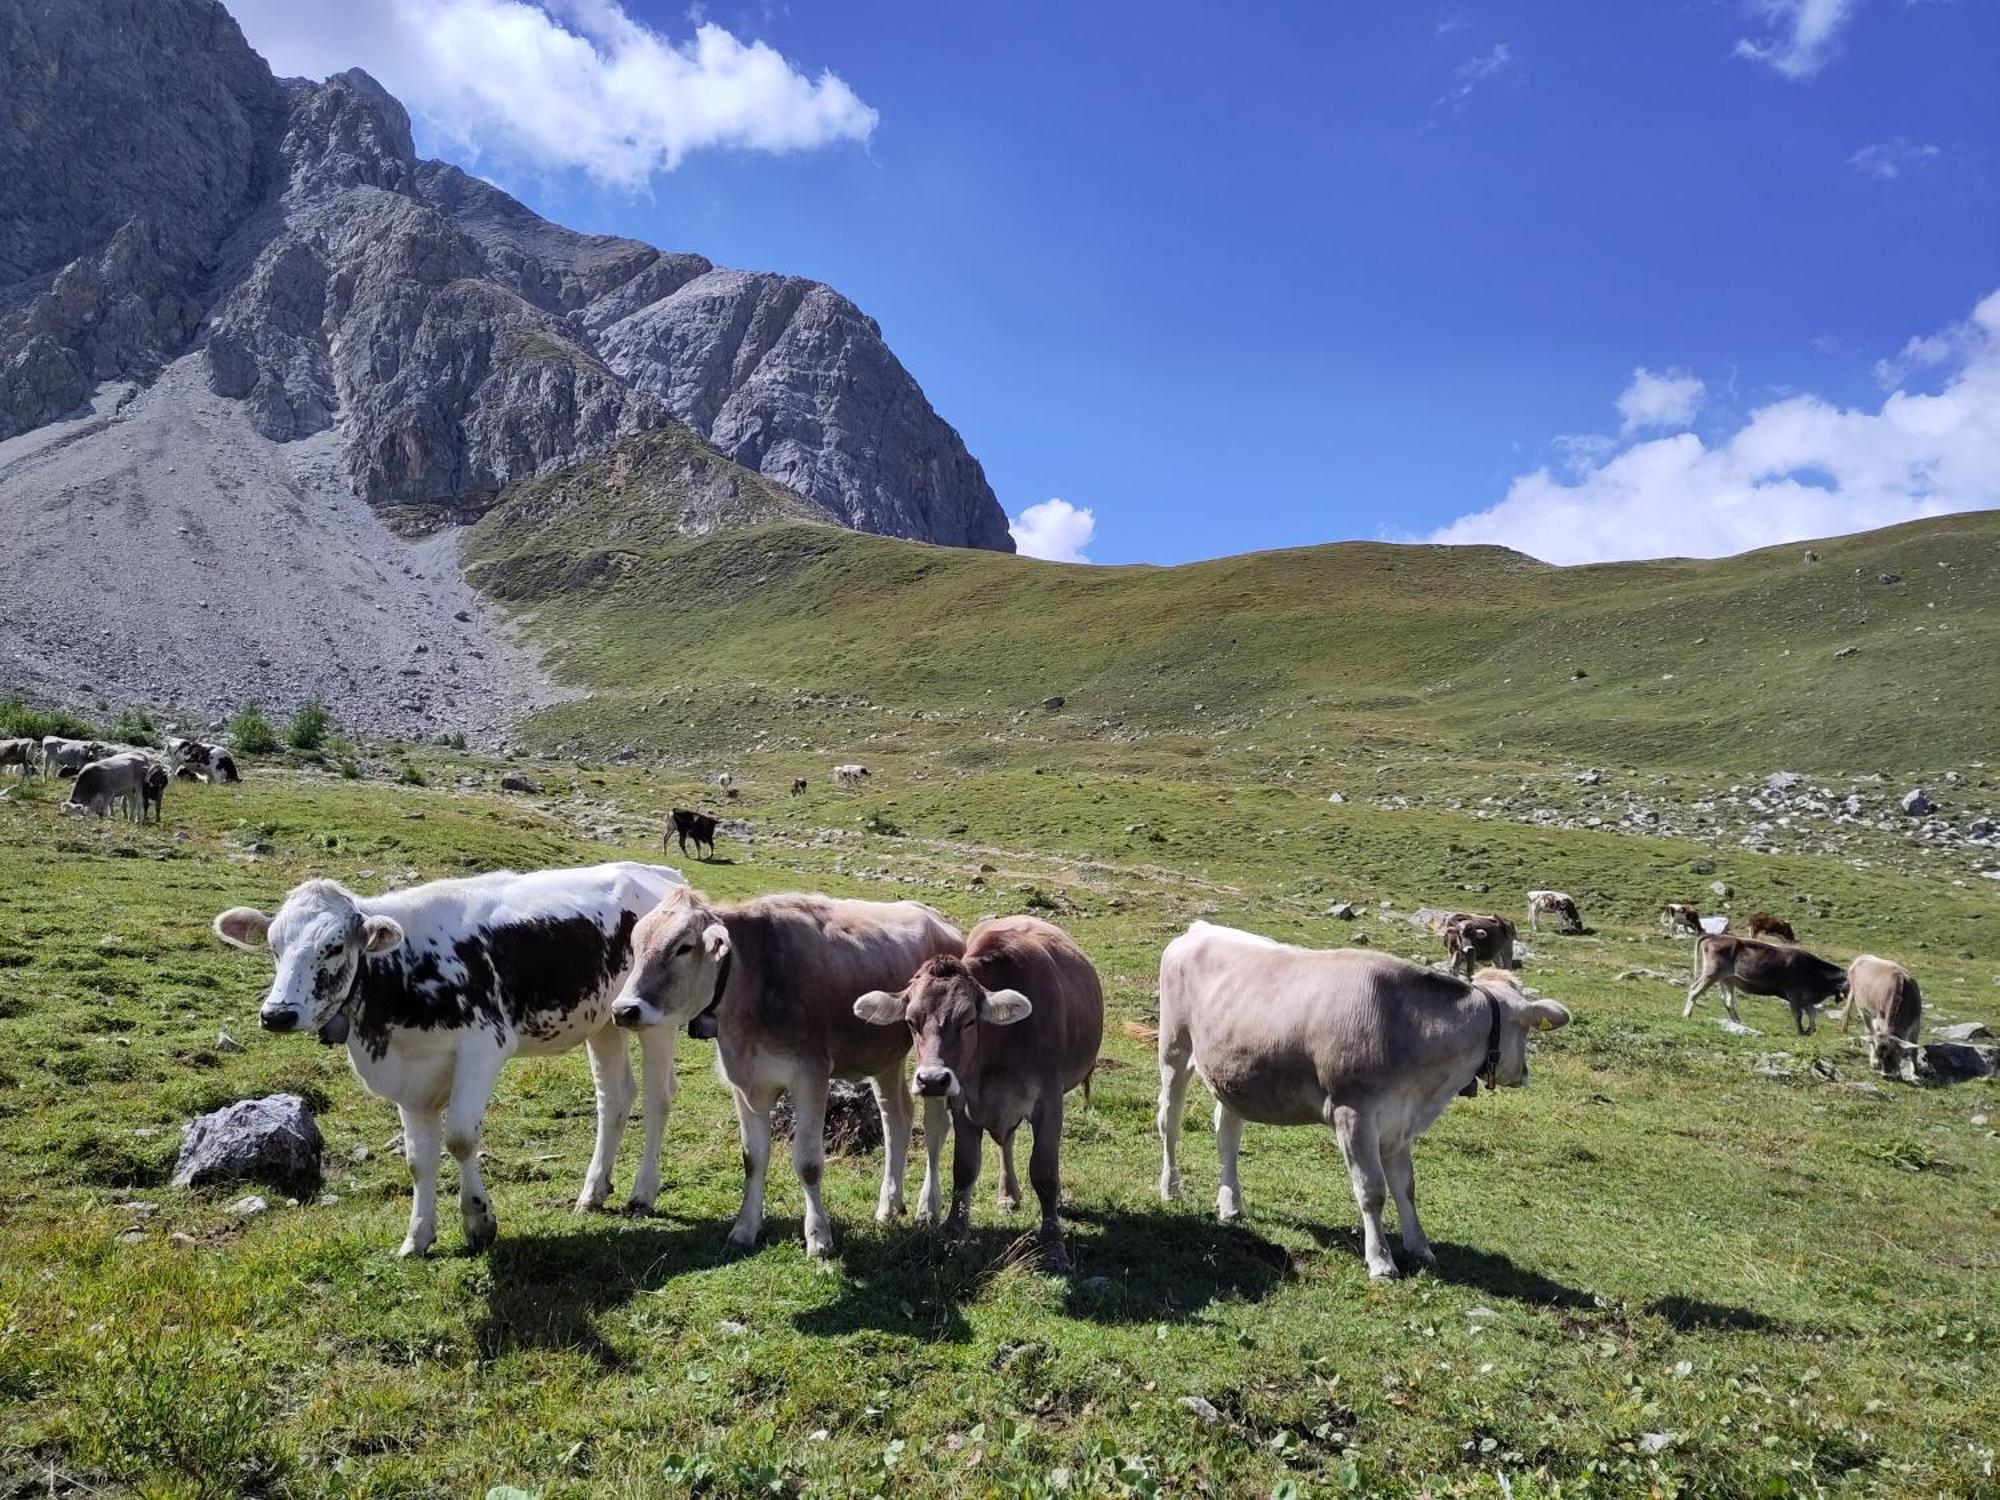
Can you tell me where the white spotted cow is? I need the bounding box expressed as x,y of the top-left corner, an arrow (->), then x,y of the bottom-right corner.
834,763 -> 870,790
214,861 -> 684,1256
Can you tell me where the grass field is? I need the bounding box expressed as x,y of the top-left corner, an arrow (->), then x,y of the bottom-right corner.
1,739 -> 1994,1498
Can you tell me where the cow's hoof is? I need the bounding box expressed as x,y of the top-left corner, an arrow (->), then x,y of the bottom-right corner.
804,1234 -> 836,1261
1367,1262 -> 1402,1281
464,1216 -> 497,1253
574,1187 -> 611,1213
997,1192 -> 1020,1214
1407,1247 -> 1438,1271
397,1236 -> 432,1259
874,1198 -> 905,1224
622,1197 -> 659,1218
724,1226 -> 761,1256
1159,1176 -> 1181,1202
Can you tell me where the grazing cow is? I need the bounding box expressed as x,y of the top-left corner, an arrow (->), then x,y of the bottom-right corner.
791,778 -> 808,796
1745,912 -> 1797,943
1156,923 -> 1571,1278
853,916 -> 1104,1270
213,861 -> 684,1256
611,888 -> 963,1257
1526,889 -> 1583,933
1660,902 -> 1704,936
1840,955 -> 1922,1074
140,761 -> 168,823
1,737 -> 38,777
64,752 -> 152,821
1442,913 -> 1515,977
1683,933 -> 1847,1035
834,763 -> 870,790
168,738 -> 239,783
670,808 -> 718,860
211,749 -> 240,783
40,737 -> 97,778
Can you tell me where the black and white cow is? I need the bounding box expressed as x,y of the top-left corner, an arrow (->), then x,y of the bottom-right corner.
214,861 -> 684,1256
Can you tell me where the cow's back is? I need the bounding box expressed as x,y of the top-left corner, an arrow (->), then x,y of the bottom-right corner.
727,895 -> 964,1077
965,916 -> 1103,1093
1849,955 -> 1921,1041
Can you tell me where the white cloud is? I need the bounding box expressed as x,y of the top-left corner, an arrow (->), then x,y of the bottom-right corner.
1427,288 -> 2000,564
1733,0 -> 1857,79
1848,138 -> 1941,180
1436,42 -> 1515,113
227,0 -> 877,188
1616,367 -> 1706,434
1009,499 -> 1097,563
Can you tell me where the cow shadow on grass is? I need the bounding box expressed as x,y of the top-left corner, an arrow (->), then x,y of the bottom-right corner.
793,1203 -> 1292,1344
475,1213 -> 733,1368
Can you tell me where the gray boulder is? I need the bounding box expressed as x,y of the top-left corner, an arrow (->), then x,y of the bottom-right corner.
1901,789 -> 1934,816
172,1093 -> 323,1196
1932,1021 -> 1994,1043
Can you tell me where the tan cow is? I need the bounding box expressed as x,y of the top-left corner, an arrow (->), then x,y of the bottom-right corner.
854,916 -> 1103,1271
612,887 -> 964,1257
63,751 -> 153,821
1157,922 -> 1571,1279
1839,955 -> 1922,1074
1442,913 -> 1515,977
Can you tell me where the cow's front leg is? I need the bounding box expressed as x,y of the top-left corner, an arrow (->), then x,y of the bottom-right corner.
1384,1142 -> 1434,1268
871,1068 -> 913,1222
398,1104 -> 443,1258
1682,972 -> 1715,1019
787,1072 -> 835,1259
1156,1045 -> 1194,1202
944,1102 -> 983,1248
627,1023 -> 679,1212
917,1095 -> 948,1225
726,1083 -> 778,1253
444,1041 -> 510,1252
577,1027 -> 635,1211
1029,1095 -> 1068,1273
1331,1103 -> 1398,1279
996,1126 -> 1021,1213
1214,1099 -> 1245,1223
1793,998 -> 1816,1037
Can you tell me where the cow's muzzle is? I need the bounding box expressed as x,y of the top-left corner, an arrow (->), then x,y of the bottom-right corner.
912,1066 -> 956,1099
611,1001 -> 648,1029
260,1008 -> 302,1033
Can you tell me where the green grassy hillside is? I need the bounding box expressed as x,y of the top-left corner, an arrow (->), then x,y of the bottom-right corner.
464,507 -> 2000,775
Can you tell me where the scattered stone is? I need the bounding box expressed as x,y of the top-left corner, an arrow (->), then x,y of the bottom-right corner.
718,1319 -> 749,1336
1688,858 -> 1716,876
171,1094 -> 323,1197
771,1080 -> 882,1155
214,1030 -> 244,1054
118,1228 -> 148,1245
1179,1396 -> 1223,1425
1752,1052 -> 1794,1077
1041,696 -> 1066,711
1716,1019 -> 1762,1036
1615,966 -> 1672,982
1878,572 -> 1901,585
228,1194 -> 269,1217
1932,1021 -> 1993,1043
499,771 -> 540,794
1833,645 -> 1859,660
1576,768 -> 1602,785
1709,880 -> 1730,898
1326,792 -> 1346,804
1901,789 -> 1933,816
1764,772 -> 1806,796
1802,549 -> 1819,563
1325,902 -> 1356,920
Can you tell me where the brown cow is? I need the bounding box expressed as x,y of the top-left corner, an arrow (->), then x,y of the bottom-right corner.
1659,902 -> 1704,937
1443,913 -> 1515,977
1683,934 -> 1847,1035
611,887 -> 964,1257
853,916 -> 1104,1271
1745,912 -> 1797,943
1839,955 -> 1922,1074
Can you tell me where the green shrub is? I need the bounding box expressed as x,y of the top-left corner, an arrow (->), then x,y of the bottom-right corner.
110,705 -> 160,747
286,698 -> 332,752
0,696 -> 94,741
228,704 -> 279,756
397,762 -> 427,786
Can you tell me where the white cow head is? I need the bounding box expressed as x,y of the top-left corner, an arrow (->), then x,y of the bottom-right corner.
214,879 -> 403,1040
1470,968 -> 1571,1087
611,886 -> 732,1034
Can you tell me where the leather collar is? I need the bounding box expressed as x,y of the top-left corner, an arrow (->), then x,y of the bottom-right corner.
687,947 -> 732,1040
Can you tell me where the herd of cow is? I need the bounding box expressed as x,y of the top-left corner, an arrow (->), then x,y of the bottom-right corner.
1,733 -> 239,821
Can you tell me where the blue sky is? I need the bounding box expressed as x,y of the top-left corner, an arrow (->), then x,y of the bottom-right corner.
234,0 -> 2000,565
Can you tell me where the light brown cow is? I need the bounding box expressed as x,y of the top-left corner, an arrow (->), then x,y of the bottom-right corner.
1745,912 -> 1797,943
854,916 -> 1104,1271
63,752 -> 153,821
1839,954 -> 1922,1074
1443,913 -> 1515,977
1157,922 -> 1571,1279
611,887 -> 964,1257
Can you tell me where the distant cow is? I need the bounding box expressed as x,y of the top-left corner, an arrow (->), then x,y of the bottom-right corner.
1660,902 -> 1704,936
140,761 -> 168,823
64,752 -> 152,821
1683,933 -> 1848,1035
1157,922 -> 1571,1278
670,808 -> 717,860
1526,889 -> 1582,933
0,737 -> 37,777
834,763 -> 869,790
40,737 -> 99,778
1443,913 -> 1515,977
612,887 -> 963,1257
1745,912 -> 1797,943
1840,955 -> 1922,1074
791,778 -> 808,796
854,916 -> 1104,1270
215,861 -> 685,1255
169,738 -> 240,783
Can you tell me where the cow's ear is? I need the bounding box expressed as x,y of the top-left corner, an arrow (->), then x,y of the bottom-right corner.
980,987 -> 1033,1025
701,922 -> 730,961
1522,998 -> 1571,1032
853,990 -> 905,1026
359,915 -> 404,954
214,907 -> 272,951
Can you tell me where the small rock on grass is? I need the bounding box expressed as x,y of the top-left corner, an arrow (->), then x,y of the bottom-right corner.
228,1194 -> 269,1217
1179,1395 -> 1223,1425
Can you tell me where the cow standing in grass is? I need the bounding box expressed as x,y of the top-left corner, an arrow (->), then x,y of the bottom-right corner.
1840,955 -> 1922,1073
214,861 -> 684,1256
1683,933 -> 1847,1035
